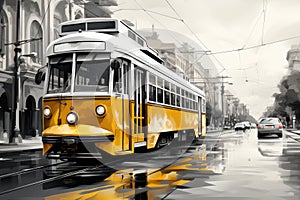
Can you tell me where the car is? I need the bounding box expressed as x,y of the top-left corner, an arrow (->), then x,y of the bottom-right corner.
223,124 -> 232,130
251,123 -> 257,128
242,121 -> 251,130
234,123 -> 246,131
257,117 -> 283,138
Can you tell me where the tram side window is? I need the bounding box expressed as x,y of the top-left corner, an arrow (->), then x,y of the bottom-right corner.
189,93 -> 192,109
202,99 -> 206,113
157,77 -> 164,103
176,95 -> 180,107
122,62 -> 129,95
157,88 -> 163,103
185,91 -> 189,108
164,91 -> 170,105
176,87 -> 181,107
113,64 -> 122,93
149,85 -> 156,101
164,81 -> 170,90
149,73 -> 156,102
171,93 -> 175,106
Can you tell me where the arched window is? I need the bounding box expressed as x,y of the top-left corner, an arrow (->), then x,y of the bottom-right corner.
75,10 -> 83,19
30,21 -> 43,64
0,12 -> 7,58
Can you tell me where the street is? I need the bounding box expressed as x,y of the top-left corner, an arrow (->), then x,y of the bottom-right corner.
2,1 -> 300,199
0,129 -> 299,199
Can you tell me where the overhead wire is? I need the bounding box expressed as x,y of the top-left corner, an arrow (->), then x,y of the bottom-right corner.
112,8 -> 183,21
112,1 -> 299,57
74,0 -> 101,17
242,8 -> 264,49
208,34 -> 300,55
164,0 -> 226,73
39,0 -> 52,30
132,0 -> 209,66
261,0 -> 267,45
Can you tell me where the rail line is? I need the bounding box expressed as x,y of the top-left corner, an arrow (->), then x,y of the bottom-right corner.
0,165 -> 101,196
0,161 -> 68,179
0,139 -> 203,197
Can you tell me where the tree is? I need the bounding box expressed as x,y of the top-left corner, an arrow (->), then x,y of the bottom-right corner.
273,70 -> 300,126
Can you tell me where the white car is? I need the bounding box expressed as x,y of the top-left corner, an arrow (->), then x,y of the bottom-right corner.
234,123 -> 245,131
242,121 -> 251,129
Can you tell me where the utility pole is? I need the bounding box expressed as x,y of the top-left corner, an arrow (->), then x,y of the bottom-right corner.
217,76 -> 231,129
192,76 -> 232,130
10,0 -> 21,143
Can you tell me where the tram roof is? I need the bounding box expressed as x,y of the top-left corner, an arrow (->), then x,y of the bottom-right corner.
46,18 -> 205,97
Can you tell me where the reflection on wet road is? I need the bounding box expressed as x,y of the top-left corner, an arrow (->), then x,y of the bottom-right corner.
1,129 -> 300,199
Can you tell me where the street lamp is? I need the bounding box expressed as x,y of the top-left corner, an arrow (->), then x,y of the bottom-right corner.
10,52 -> 37,143
19,52 -> 37,60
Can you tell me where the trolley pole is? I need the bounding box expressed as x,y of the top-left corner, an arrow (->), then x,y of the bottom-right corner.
217,76 -> 231,130
10,0 -> 21,143
69,0 -> 72,20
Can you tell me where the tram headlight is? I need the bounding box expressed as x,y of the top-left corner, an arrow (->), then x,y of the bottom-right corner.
66,112 -> 78,125
43,107 -> 51,118
95,105 -> 106,116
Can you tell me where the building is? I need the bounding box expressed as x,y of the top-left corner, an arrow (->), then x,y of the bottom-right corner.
287,44 -> 300,71
142,28 -> 230,128
0,0 -> 117,142
143,28 -> 215,101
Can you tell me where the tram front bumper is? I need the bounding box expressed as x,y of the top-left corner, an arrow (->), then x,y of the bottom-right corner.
42,136 -> 114,159
42,124 -> 114,158
42,135 -> 114,144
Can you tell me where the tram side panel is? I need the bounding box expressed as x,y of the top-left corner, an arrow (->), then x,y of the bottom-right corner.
147,103 -> 198,149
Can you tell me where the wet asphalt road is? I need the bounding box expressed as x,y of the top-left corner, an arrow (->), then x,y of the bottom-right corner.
0,129 -> 299,200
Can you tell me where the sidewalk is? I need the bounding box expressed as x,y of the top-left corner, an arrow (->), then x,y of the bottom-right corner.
289,129 -> 300,135
286,129 -> 300,140
206,129 -> 235,138
0,136 -> 42,153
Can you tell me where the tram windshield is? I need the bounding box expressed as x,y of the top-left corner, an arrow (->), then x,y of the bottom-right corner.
47,53 -> 110,94
74,53 -> 110,92
47,54 -> 73,94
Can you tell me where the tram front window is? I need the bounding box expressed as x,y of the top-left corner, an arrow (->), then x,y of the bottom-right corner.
75,53 -> 110,92
47,54 -> 72,94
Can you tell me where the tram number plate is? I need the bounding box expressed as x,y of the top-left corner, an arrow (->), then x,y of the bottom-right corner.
134,141 -> 146,148
63,138 -> 77,144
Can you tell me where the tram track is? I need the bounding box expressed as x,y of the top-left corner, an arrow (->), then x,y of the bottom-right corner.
0,138 -> 204,197
0,165 -> 101,196
0,161 -> 68,180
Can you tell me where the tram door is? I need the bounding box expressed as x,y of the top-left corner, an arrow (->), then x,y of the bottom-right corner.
113,59 -> 130,151
132,67 -> 146,149
198,97 -> 202,136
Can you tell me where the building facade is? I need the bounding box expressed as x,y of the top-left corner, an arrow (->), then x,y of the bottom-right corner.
287,44 -> 300,71
0,0 -> 117,141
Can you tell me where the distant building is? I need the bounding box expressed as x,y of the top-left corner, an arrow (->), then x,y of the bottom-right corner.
0,0 -> 117,141
142,28 -> 216,104
287,44 -> 300,71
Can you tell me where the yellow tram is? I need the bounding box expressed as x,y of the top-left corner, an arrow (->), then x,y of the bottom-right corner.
36,18 -> 206,160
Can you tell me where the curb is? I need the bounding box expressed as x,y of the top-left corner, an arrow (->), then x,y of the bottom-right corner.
0,144 -> 43,154
286,129 -> 300,135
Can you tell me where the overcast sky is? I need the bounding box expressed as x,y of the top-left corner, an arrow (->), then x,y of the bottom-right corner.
112,0 -> 300,119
